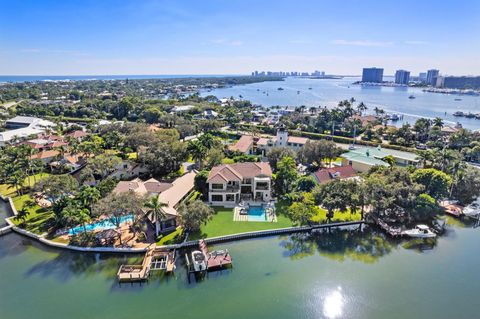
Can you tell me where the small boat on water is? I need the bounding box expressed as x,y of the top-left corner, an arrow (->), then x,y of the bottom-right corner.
453,111 -> 464,117
191,250 -> 207,272
454,98 -> 462,101
297,90 -> 300,94
308,87 -> 312,90
277,87 -> 284,91
465,113 -> 476,118
408,95 -> 416,99
403,225 -> 436,238
390,114 -> 400,121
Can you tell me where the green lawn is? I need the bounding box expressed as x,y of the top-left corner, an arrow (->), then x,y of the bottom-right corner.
156,227 -> 185,245
1,173 -> 54,234
191,204 -> 294,239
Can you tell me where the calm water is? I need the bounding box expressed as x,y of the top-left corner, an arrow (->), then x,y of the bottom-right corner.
0,199 -> 11,227
203,77 -> 480,130
1,220 -> 479,319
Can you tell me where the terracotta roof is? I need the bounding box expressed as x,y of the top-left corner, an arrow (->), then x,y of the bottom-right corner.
208,162 -> 272,182
66,130 -> 87,139
30,150 -> 60,160
313,166 -> 357,184
288,136 -> 309,144
112,178 -> 148,196
229,135 -> 254,153
47,140 -> 69,148
256,137 -> 269,146
144,178 -> 172,194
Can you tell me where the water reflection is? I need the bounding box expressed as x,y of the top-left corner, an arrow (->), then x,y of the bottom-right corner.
281,226 -> 395,263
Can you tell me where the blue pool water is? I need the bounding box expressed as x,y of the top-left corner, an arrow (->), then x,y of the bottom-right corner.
247,206 -> 267,222
68,215 -> 133,235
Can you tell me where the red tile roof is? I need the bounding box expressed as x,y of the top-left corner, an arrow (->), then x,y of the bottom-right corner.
229,135 -> 254,153
66,130 -> 87,139
30,150 -> 60,160
288,136 -> 309,144
313,166 -> 357,184
208,162 -> 272,182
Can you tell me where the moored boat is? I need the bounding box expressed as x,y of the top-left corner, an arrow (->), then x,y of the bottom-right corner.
191,250 -> 207,272
408,95 -> 415,99
403,225 -> 436,238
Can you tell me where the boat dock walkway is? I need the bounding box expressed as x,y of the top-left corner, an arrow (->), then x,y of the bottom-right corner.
371,217 -> 403,237
117,247 -> 176,282
185,239 -> 233,282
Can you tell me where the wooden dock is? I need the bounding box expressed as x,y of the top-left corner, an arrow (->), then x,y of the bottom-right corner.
185,240 -> 233,282
117,247 -> 176,282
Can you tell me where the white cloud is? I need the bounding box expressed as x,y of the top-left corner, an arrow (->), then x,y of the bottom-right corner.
332,40 -> 394,47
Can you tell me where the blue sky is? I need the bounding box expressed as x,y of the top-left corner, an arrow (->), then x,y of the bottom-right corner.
0,0 -> 479,75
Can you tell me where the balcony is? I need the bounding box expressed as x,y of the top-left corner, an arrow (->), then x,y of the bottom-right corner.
210,185 -> 240,193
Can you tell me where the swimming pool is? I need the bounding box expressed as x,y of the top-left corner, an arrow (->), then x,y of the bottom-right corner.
68,215 -> 134,235
247,206 -> 267,222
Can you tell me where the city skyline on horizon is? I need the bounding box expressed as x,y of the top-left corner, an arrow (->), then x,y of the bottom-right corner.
1,0 -> 479,76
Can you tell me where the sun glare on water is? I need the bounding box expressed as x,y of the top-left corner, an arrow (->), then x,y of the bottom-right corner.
323,287 -> 344,319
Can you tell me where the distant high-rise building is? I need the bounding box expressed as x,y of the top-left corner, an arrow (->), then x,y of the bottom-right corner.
362,67 -> 384,83
426,69 -> 439,86
419,72 -> 427,82
395,70 -> 410,85
440,76 -> 480,89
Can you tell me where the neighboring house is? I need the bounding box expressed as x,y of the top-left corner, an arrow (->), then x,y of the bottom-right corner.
0,116 -> 55,146
50,153 -> 87,172
313,166 -> 358,184
202,109 -> 218,119
207,162 -> 272,206
30,150 -> 60,164
65,130 -> 87,141
256,126 -> 309,154
229,135 -> 255,154
155,170 -> 197,234
230,126 -> 309,156
113,178 -> 172,197
171,105 -> 195,113
341,146 -> 419,172
109,160 -> 149,180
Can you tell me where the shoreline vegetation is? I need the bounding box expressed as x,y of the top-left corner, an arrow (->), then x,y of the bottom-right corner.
1,76 -> 480,255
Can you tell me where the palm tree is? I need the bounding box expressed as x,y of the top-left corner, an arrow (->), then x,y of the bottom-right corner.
145,196 -> 169,236
382,155 -> 396,169
433,117 -> 444,128
188,140 -> 207,169
357,102 -> 367,115
78,186 -> 101,212
77,209 -> 92,234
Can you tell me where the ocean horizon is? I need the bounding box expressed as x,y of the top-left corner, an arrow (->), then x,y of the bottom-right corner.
0,74 -> 245,83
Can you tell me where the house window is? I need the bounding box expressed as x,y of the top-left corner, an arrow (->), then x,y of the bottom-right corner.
256,182 -> 269,190
243,178 -> 252,184
211,195 -> 223,202
211,183 -> 223,190
226,194 -> 235,201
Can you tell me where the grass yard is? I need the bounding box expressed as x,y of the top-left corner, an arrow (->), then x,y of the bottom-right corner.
1,173 -> 54,234
191,205 -> 294,239
156,227 -> 185,245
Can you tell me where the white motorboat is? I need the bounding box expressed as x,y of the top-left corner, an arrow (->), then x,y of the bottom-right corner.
403,225 -> 436,238
191,250 -> 207,272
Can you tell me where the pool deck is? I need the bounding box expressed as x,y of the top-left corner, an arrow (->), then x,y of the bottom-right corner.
233,204 -> 277,222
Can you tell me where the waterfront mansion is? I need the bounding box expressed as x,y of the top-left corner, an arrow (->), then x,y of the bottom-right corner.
229,125 -> 309,156
207,162 -> 273,206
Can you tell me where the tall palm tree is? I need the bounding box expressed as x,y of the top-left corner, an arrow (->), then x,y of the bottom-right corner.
145,196 -> 169,236
78,186 -> 101,212
433,117 -> 444,128
357,102 -> 367,115
188,140 -> 207,169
